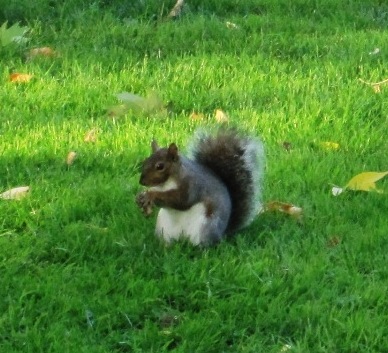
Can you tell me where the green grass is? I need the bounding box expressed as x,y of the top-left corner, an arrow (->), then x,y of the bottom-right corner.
1,1 -> 388,352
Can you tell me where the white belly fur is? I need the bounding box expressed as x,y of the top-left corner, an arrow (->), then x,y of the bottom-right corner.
155,202 -> 207,245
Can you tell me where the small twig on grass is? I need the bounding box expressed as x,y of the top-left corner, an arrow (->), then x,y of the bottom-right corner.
358,77 -> 388,93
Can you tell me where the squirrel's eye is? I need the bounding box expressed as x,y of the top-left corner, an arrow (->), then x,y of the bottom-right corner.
155,162 -> 165,171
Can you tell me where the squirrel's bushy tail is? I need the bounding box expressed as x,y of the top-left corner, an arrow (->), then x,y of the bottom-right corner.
190,128 -> 264,234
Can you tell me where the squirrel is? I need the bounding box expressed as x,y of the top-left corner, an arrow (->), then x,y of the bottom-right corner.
135,128 -> 264,246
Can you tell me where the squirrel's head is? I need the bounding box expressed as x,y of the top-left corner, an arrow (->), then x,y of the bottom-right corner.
139,140 -> 180,187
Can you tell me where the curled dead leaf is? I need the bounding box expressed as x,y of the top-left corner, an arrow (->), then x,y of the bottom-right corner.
27,46 -> 56,59
0,186 -> 30,200
9,73 -> 33,83
66,151 -> 77,166
264,201 -> 303,221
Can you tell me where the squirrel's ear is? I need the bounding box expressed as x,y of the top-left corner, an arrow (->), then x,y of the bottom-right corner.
151,140 -> 159,152
167,143 -> 179,161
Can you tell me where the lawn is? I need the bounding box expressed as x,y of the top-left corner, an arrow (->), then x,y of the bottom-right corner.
1,1 -> 388,352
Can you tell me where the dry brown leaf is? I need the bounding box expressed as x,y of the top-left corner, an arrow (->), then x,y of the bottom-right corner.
0,186 -> 30,200
215,109 -> 229,123
66,151 -> 77,166
84,128 -> 97,143
27,46 -> 56,59
282,141 -> 292,152
265,201 -> 303,220
9,73 -> 33,83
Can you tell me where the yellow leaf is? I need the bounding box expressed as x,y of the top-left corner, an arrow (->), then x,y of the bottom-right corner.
319,141 -> 340,150
189,112 -> 205,121
66,151 -> 77,166
0,186 -> 30,200
84,128 -> 97,143
345,171 -> 388,192
215,109 -> 229,123
9,73 -> 33,83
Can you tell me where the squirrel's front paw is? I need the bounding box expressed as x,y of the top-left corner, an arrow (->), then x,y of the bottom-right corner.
135,191 -> 154,216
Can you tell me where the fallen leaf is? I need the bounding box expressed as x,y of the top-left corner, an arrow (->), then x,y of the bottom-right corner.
27,46 -> 56,60
215,109 -> 229,123
84,128 -> 97,143
280,344 -> 292,352
190,112 -> 205,121
282,141 -> 292,151
319,141 -> 340,150
327,236 -> 341,248
369,48 -> 380,55
9,73 -> 33,83
265,201 -> 303,221
345,171 -> 388,193
0,186 -> 30,200
66,151 -> 77,165
372,85 -> 381,93
0,21 -> 29,47
225,21 -> 239,29
331,186 -> 344,196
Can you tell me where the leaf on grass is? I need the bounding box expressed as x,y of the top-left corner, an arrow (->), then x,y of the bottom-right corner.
327,235 -> 341,248
10,73 -> 33,83
0,21 -> 29,47
282,141 -> 292,151
116,91 -> 165,116
225,21 -> 239,29
215,109 -> 229,123
319,141 -> 340,150
27,46 -> 56,60
331,186 -> 344,196
84,128 -> 97,143
66,151 -> 77,166
345,171 -> 388,193
0,186 -> 30,200
279,344 -> 292,352
264,201 -> 303,221
189,112 -> 205,121
369,48 -> 380,55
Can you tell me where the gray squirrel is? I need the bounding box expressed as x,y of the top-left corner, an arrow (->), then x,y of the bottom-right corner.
135,128 -> 264,246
